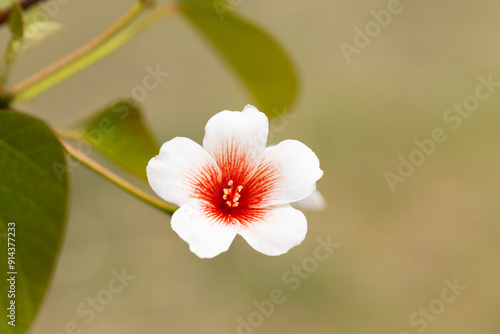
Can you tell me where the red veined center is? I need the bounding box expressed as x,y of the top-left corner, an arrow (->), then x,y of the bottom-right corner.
222,180 -> 243,207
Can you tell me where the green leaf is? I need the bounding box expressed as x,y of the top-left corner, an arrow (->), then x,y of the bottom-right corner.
8,1 -> 24,41
180,0 -> 298,117
0,109 -> 69,334
80,100 -> 159,182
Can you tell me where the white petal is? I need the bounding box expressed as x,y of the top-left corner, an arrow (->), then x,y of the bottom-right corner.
171,200 -> 238,258
292,190 -> 326,211
238,205 -> 307,256
147,137 -> 221,207
203,105 -> 268,180
246,140 -> 323,207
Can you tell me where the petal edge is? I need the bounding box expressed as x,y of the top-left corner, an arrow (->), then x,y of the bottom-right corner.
147,137 -> 221,207
203,105 -> 269,181
246,139 -> 323,208
238,204 -> 307,256
172,200 -> 238,258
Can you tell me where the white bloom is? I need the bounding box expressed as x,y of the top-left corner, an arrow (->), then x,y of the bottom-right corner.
147,105 -> 323,258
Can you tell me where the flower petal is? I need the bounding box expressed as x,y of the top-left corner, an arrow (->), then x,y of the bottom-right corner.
238,204 -> 307,256
245,139 -> 323,207
203,105 -> 268,181
147,137 -> 221,207
171,200 -> 238,258
292,190 -> 326,211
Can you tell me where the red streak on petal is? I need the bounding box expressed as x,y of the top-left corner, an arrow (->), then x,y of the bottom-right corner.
202,202 -> 270,229
212,137 -> 259,183
186,160 -> 221,203
245,156 -> 282,208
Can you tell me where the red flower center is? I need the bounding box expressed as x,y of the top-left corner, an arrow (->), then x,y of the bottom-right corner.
222,180 -> 243,207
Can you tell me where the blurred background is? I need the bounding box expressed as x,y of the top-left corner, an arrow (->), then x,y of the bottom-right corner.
11,0 -> 500,333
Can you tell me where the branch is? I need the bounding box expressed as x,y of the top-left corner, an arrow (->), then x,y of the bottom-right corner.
9,1 -> 179,103
59,137 -> 177,215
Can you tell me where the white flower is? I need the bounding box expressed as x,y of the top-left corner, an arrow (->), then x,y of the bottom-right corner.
147,105 -> 323,258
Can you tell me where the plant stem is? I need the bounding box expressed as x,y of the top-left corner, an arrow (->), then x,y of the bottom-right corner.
10,0 -> 163,103
56,129 -> 83,140
59,137 -> 177,215
123,2 -> 181,37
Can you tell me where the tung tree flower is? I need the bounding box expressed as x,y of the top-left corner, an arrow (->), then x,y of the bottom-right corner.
147,105 -> 323,258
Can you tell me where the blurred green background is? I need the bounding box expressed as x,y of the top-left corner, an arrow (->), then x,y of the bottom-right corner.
12,0 -> 500,333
